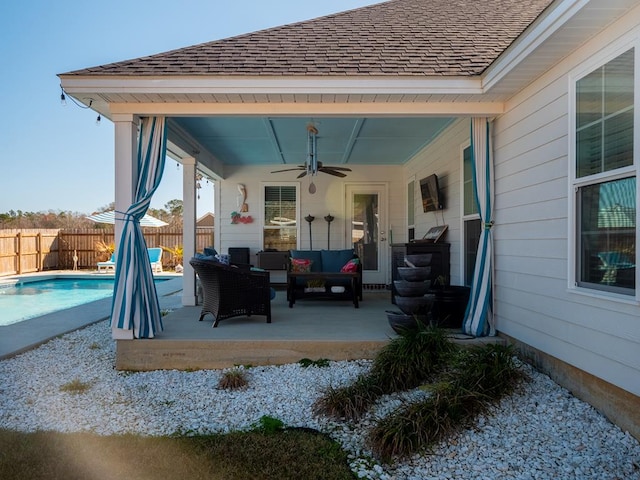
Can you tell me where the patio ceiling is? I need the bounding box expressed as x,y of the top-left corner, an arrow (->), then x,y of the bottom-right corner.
170,116 -> 455,168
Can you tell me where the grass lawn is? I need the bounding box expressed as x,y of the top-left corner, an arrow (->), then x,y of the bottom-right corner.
0,428 -> 356,480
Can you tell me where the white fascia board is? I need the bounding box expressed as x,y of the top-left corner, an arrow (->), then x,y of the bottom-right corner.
59,75 -> 484,96
109,101 -> 504,117
482,0 -> 590,91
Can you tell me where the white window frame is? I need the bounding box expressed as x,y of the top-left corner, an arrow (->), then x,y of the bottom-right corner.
407,174 -> 416,242
568,37 -> 639,301
260,182 -> 300,250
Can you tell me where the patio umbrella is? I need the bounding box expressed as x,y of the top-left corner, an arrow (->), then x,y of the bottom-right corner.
87,210 -> 168,228
462,118 -> 495,337
110,116 -> 167,339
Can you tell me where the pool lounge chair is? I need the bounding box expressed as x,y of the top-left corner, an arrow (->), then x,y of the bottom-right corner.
148,247 -> 163,273
97,253 -> 115,272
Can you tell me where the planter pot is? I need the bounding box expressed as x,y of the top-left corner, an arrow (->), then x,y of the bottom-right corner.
397,266 -> 431,282
386,310 -> 429,334
395,294 -> 435,315
430,285 -> 471,329
393,280 -> 431,297
404,254 -> 433,267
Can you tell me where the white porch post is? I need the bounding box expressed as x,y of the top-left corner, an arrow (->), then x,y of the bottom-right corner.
182,157 -> 197,306
112,114 -> 138,340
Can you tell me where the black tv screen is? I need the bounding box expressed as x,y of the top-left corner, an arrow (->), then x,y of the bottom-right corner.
420,174 -> 443,212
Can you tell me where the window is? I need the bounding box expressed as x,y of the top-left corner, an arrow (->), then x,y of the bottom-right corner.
263,185 -> 298,251
573,48 -> 635,295
463,145 -> 481,286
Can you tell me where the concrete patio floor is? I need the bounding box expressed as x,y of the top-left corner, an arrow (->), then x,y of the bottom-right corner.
116,288 -> 499,371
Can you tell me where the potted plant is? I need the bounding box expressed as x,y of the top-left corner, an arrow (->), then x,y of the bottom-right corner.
429,275 -> 470,329
161,244 -> 183,271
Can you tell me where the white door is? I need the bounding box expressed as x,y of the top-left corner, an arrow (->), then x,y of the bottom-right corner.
346,184 -> 388,285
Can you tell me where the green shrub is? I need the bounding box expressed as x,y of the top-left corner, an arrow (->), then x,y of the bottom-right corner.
298,358 -> 331,368
313,374 -> 384,421
368,343 -> 523,461
251,415 -> 285,434
371,326 -> 457,393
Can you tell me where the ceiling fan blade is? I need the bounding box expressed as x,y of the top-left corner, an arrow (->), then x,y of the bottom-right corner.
297,170 -> 308,178
271,167 -> 305,173
320,168 -> 347,178
322,166 -> 352,171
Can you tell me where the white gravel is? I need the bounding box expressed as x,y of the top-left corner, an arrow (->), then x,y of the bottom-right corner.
1,320 -> 639,479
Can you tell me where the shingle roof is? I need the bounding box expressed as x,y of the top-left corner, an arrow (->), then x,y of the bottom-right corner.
65,0 -> 554,77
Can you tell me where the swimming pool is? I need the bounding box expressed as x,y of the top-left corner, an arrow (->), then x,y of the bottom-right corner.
0,277 -> 167,327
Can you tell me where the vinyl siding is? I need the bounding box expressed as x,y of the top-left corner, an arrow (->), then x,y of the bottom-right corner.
491,12 -> 640,396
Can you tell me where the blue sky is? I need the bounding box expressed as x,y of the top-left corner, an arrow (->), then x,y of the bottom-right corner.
0,0 -> 382,216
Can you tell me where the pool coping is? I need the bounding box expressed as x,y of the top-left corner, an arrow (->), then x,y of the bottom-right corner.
0,272 -> 184,359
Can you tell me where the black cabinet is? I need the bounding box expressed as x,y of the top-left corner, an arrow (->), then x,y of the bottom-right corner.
390,242 -> 450,303
256,251 -> 289,270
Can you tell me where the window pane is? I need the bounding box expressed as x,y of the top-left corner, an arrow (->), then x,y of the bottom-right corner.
579,177 -> 635,292
407,180 -> 415,226
604,109 -> 634,171
464,218 -> 482,286
604,49 -> 634,115
577,124 -> 603,177
264,227 -> 297,251
577,68 -> 602,128
463,146 -> 478,216
264,186 -> 296,227
576,48 -> 634,178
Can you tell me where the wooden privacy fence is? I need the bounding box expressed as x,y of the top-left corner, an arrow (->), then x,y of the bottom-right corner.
0,228 -> 215,276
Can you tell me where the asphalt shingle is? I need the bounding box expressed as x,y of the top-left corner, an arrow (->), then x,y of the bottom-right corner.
64,0 -> 554,77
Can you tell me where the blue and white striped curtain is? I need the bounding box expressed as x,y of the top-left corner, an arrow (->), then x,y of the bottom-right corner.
110,116 -> 167,339
462,118 -> 496,337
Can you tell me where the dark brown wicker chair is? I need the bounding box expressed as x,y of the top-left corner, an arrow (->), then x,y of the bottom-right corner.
190,258 -> 272,327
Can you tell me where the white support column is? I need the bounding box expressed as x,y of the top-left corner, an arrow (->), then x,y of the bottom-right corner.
112,114 -> 138,340
214,179 -> 222,254
182,157 -> 197,306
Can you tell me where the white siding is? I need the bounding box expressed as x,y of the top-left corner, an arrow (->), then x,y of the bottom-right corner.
491,13 -> 640,396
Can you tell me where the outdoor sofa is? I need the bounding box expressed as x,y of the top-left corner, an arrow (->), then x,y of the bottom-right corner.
287,249 -> 362,308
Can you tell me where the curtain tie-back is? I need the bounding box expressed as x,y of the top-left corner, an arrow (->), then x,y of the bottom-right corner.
484,221 -> 494,230
114,210 -> 140,224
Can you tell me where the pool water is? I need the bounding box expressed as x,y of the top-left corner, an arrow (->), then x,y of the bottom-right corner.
0,278 -> 165,326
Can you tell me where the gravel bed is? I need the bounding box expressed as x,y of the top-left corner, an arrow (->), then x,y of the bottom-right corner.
0,320 -> 638,479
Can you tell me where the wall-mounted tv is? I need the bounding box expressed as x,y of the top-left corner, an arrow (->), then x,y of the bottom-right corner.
420,174 -> 443,212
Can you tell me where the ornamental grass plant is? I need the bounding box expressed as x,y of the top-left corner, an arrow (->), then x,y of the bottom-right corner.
313,326 -> 455,421
368,343 -> 524,461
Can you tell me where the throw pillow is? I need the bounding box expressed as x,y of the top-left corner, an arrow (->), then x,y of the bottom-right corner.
291,258 -> 313,273
340,258 -> 360,273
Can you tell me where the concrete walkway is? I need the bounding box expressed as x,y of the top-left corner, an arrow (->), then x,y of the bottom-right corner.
0,275 -> 184,359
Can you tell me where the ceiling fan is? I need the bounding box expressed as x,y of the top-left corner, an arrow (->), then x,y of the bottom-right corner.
271,125 -> 351,192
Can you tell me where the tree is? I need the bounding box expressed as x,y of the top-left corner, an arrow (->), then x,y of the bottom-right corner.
165,199 -> 183,217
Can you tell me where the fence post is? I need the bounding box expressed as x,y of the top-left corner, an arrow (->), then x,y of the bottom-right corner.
37,232 -> 42,271
16,232 -> 22,274
58,231 -> 63,270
